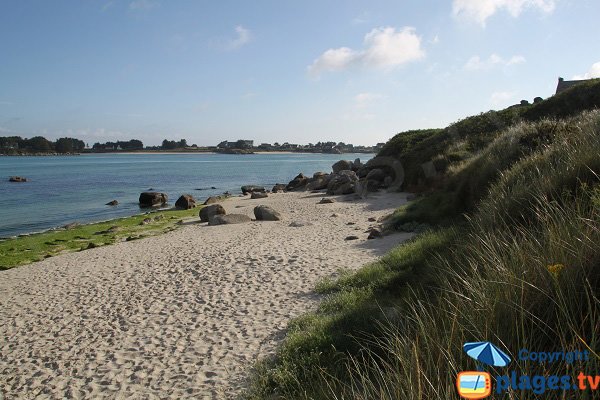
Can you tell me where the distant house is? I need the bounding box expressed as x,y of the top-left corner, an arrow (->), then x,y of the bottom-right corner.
217,139 -> 254,149
556,77 -> 591,94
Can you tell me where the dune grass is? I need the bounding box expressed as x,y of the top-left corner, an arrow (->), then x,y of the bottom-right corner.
245,109 -> 600,399
0,206 -> 201,270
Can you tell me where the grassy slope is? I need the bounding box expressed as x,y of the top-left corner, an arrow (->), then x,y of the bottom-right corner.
246,82 -> 600,399
0,206 -> 201,269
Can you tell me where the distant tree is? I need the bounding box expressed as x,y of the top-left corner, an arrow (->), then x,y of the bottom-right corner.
55,137 -> 85,153
161,139 -> 178,150
178,139 -> 187,148
26,136 -> 53,152
235,139 -> 250,149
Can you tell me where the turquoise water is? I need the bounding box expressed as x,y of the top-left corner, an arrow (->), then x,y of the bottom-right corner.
0,153 -> 372,238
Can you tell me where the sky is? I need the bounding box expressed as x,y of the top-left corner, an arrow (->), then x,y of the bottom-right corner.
1,0 -> 599,147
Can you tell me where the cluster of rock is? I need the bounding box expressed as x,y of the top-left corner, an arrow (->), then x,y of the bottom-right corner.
274,156 -> 402,196
8,176 -> 27,182
136,191 -> 233,210
200,203 -> 281,225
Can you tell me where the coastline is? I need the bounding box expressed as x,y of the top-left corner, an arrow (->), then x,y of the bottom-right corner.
0,190 -> 412,398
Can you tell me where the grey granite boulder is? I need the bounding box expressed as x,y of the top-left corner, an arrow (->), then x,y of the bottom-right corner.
251,192 -> 269,199
200,204 -> 226,222
175,194 -> 196,209
254,205 -> 282,221
241,185 -> 265,195
139,192 -> 168,207
332,160 -> 353,173
272,183 -> 287,193
286,173 -> 309,191
209,214 -> 252,225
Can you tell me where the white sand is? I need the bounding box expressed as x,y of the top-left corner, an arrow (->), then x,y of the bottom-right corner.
0,191 -> 412,399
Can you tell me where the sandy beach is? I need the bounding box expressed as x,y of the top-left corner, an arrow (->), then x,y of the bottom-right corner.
0,191 -> 412,399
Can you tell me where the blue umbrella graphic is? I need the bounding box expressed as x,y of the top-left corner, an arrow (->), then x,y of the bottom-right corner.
463,341 -> 511,369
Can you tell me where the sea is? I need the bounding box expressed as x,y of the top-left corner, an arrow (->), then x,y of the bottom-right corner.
0,152 -> 373,238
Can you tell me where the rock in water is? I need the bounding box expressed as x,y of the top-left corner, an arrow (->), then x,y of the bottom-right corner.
332,160 -> 353,173
209,214 -> 252,225
175,194 -> 196,209
106,200 -> 119,206
241,185 -> 265,195
200,204 -> 226,222
139,192 -> 168,207
251,192 -> 268,199
254,205 -> 282,221
9,176 -> 27,182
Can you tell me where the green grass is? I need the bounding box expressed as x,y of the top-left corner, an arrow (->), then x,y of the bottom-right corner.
0,206 -> 202,269
245,108 -> 600,399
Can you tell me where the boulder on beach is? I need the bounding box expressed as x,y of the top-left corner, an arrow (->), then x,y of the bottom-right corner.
9,176 -> 27,182
327,170 -> 358,195
200,204 -> 226,222
175,194 -> 196,209
209,214 -> 252,225
352,158 -> 363,172
306,175 -> 330,191
241,185 -> 265,195
106,200 -> 119,206
286,173 -> 309,191
139,192 -> 168,207
272,183 -> 287,193
251,192 -> 268,199
254,205 -> 282,221
366,168 -> 386,182
203,196 -> 220,205
332,160 -> 353,173
318,198 -> 335,204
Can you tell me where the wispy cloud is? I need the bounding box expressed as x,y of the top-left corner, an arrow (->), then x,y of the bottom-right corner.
464,54 -> 526,70
354,92 -> 384,108
351,11 -> 371,25
129,0 -> 159,11
308,26 -> 425,77
573,61 -> 600,80
490,91 -> 516,106
227,26 -> 251,50
452,0 -> 556,26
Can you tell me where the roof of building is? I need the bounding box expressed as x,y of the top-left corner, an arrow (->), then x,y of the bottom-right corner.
556,77 -> 590,94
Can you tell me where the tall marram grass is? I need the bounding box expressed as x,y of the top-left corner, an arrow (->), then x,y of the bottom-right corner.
245,110 -> 600,399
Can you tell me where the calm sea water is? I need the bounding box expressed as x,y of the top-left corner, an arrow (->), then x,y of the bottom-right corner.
0,153 -> 373,238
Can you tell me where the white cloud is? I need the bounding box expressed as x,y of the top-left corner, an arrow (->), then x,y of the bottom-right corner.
491,91 -> 516,106
452,0 -> 556,26
228,26 -> 251,50
573,61 -> 600,80
308,27 -> 425,76
354,92 -> 383,108
464,54 -> 526,70
129,0 -> 158,11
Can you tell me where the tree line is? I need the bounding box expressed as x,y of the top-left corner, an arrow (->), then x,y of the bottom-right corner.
0,136 -> 86,154
0,135 -> 199,154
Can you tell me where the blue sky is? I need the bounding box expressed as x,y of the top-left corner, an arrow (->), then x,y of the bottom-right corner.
1,0 -> 599,146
